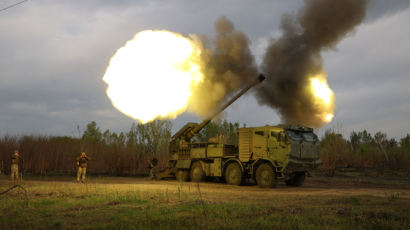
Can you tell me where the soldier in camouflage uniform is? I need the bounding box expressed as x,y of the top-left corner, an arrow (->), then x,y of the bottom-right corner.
76,152 -> 91,183
10,150 -> 22,181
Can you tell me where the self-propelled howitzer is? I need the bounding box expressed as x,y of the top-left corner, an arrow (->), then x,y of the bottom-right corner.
169,74 -> 265,148
157,74 -> 321,188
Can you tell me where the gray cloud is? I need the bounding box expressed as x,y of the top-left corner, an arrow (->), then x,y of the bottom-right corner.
318,6 -> 410,138
366,0 -> 410,21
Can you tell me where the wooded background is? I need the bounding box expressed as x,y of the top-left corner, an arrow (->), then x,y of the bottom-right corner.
0,120 -> 409,176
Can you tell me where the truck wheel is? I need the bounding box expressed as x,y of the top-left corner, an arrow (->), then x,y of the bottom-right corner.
256,164 -> 276,188
190,161 -> 205,182
285,172 -> 305,187
225,163 -> 243,185
176,169 -> 189,182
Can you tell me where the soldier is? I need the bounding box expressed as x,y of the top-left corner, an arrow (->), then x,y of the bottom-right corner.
10,150 -> 22,182
147,157 -> 158,179
76,152 -> 91,183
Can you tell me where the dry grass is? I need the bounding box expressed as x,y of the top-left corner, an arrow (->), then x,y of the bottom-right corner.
0,174 -> 409,230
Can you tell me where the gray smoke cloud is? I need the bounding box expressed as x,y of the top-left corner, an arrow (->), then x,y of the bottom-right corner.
188,16 -> 258,118
256,0 -> 368,127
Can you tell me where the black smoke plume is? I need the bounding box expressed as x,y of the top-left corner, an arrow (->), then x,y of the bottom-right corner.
256,0 -> 368,127
189,16 -> 258,118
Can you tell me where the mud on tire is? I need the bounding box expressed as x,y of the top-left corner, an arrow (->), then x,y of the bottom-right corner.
255,163 -> 277,188
190,161 -> 205,182
176,169 -> 190,182
224,163 -> 243,186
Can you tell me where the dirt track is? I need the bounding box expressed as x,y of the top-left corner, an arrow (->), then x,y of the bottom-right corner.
6,175 -> 409,203
119,176 -> 410,201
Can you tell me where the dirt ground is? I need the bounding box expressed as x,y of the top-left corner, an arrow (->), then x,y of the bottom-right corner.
1,173 -> 409,230
3,173 -> 409,202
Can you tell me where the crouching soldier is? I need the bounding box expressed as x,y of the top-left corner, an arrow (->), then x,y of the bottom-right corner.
148,157 -> 158,179
76,152 -> 91,183
11,150 -> 22,182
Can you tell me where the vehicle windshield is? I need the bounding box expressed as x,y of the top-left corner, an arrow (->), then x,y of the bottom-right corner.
286,130 -> 318,142
301,132 -> 318,142
285,130 -> 303,141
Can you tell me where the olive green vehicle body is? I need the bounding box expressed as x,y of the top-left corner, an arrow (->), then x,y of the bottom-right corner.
157,75 -> 321,187
160,125 -> 321,185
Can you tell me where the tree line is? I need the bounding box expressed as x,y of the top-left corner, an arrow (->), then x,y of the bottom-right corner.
320,129 -> 410,175
0,120 -> 409,176
0,120 -> 172,176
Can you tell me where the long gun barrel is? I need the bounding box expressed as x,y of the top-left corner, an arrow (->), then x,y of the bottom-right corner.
175,74 -> 265,142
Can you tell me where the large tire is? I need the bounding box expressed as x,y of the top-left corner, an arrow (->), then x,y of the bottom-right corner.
224,162 -> 243,186
175,169 -> 189,182
190,161 -> 205,182
285,172 -> 306,187
255,163 -> 276,188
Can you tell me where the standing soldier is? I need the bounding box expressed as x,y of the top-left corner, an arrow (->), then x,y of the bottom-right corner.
76,152 -> 91,183
10,150 -> 22,182
147,157 -> 158,179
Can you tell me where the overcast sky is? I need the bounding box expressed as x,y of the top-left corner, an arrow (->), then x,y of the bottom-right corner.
0,0 -> 409,140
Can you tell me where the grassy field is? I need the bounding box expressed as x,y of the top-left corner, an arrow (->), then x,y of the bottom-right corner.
0,173 -> 409,230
